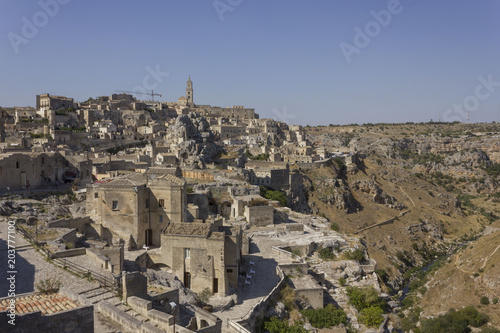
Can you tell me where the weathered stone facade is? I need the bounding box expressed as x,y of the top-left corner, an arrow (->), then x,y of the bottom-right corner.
0,152 -> 83,189
161,222 -> 242,296
86,172 -> 186,248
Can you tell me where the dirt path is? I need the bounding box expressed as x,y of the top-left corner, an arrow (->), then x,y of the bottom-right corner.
454,243 -> 500,274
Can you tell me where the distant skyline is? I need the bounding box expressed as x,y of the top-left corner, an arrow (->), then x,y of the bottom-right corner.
1,0 -> 500,125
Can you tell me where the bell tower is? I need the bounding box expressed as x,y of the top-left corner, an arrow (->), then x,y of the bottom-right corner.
186,75 -> 194,107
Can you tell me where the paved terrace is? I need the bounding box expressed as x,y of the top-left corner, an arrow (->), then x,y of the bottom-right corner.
213,235 -> 282,326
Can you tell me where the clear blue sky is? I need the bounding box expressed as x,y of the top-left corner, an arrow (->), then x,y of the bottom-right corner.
1,0 -> 499,125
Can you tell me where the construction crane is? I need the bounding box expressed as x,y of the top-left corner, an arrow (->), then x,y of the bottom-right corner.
115,90 -> 162,101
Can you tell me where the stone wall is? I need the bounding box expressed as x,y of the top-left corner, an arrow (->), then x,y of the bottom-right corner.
99,246 -> 124,274
97,301 -> 163,333
60,228 -> 78,247
48,216 -> 91,232
182,170 -> 214,182
278,263 -> 308,276
0,304 -> 94,333
235,266 -> 285,332
161,230 -> 231,296
123,271 -> 148,300
50,248 -> 86,258
295,288 -> 324,309
244,205 -> 273,226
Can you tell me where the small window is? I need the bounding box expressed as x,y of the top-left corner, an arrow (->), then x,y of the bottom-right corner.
112,200 -> 119,210
184,248 -> 190,259
94,193 -> 98,199
226,269 -> 233,273
145,198 -> 150,209
159,215 -> 163,223
16,162 -> 20,169
158,199 -> 165,208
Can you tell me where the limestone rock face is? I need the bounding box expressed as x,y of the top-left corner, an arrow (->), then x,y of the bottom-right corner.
0,201 -> 23,216
313,177 -> 359,213
406,219 -> 444,240
352,179 -> 406,210
164,112 -> 223,166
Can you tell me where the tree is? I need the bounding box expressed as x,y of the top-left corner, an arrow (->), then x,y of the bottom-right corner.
346,286 -> 386,312
359,306 -> 384,327
260,186 -> 288,207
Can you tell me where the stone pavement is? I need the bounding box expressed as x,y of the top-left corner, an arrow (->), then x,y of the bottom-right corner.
213,235 -> 282,327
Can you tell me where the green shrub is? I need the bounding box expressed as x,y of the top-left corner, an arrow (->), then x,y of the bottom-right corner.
480,296 -> 490,305
333,158 -> 347,173
36,278 -> 61,294
338,277 -> 346,286
198,287 -> 212,304
301,304 -> 347,328
264,317 -> 307,333
375,268 -> 389,283
359,306 -> 384,327
346,286 -> 386,312
420,306 -> 489,333
344,249 -> 365,262
316,246 -> 335,261
260,186 -> 288,207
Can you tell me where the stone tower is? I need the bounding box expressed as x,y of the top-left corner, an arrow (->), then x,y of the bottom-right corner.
186,75 -> 194,107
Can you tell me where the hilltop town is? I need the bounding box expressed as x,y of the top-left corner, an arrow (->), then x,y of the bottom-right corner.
1,78 -> 499,333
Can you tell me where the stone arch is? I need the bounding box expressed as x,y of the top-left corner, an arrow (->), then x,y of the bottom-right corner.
220,201 -> 232,218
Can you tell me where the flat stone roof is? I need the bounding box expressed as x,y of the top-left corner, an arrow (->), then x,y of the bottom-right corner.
290,275 -> 322,290
164,222 -> 212,237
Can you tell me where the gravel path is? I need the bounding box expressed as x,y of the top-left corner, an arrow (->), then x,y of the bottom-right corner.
0,219 -> 100,298
0,219 -> 131,333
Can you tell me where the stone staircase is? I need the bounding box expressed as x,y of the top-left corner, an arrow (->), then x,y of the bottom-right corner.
78,286 -> 163,331
328,287 -> 360,330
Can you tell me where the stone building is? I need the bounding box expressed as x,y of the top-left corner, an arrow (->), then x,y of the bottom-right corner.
0,152 -> 85,189
36,93 -> 74,112
161,221 -> 242,296
86,172 -> 187,249
245,161 -> 290,190
0,290 -> 94,333
211,124 -> 245,139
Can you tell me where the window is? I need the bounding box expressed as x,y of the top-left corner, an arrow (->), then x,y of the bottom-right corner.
94,193 -> 98,199
159,215 -> 163,223
112,200 -> 118,210
184,248 -> 190,259
226,269 -> 233,273
158,199 -> 165,208
145,198 -> 149,209
16,162 -> 19,169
